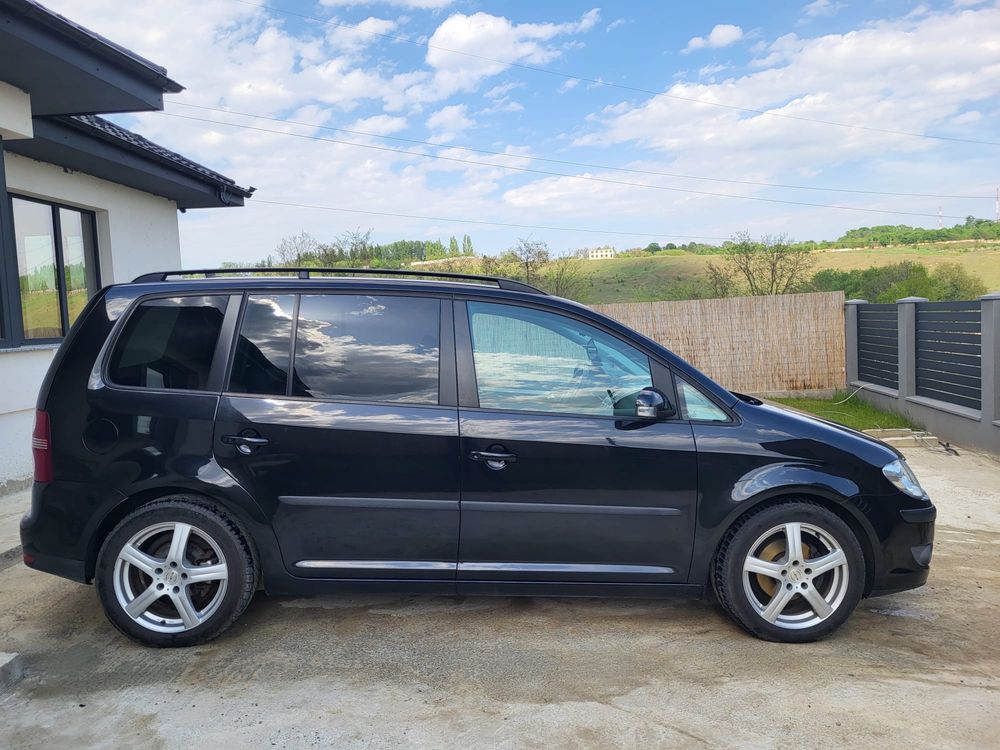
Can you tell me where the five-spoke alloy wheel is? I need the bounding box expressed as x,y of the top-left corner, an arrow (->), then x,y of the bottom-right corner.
96,497 -> 256,647
714,500 -> 864,642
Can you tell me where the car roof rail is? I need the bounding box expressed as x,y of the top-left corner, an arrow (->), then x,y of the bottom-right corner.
131,267 -> 548,295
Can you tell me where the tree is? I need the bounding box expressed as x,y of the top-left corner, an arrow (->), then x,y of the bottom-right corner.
448,236 -> 460,256
339,228 -> 374,265
716,231 -> 815,296
704,261 -> 740,298
931,262 -> 987,300
462,234 -> 474,256
510,238 -> 550,283
541,256 -> 584,298
274,231 -> 319,265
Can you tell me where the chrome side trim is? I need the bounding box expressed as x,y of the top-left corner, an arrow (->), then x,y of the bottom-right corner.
280,496 -> 458,511
295,560 -> 456,570
462,501 -> 681,516
457,562 -> 675,575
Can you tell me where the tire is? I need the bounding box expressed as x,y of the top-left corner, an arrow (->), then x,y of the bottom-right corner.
95,496 -> 257,647
713,500 -> 864,643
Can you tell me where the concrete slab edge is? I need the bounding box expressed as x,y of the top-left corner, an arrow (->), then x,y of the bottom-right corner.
0,652 -> 24,692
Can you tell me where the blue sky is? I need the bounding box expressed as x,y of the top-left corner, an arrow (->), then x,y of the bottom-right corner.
39,1 -> 1000,264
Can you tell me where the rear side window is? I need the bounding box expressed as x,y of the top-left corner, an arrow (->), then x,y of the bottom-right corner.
292,294 -> 440,404
109,296 -> 228,391
229,295 -> 295,396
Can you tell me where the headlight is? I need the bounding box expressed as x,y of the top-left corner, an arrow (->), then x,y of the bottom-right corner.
882,459 -> 926,499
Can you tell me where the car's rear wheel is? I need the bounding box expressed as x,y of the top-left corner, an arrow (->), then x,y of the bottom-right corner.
713,500 -> 864,642
95,497 -> 256,647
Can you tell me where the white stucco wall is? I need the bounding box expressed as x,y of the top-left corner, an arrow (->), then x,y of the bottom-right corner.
1,152 -> 182,486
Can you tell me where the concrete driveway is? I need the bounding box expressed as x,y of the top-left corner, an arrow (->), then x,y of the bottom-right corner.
0,445 -> 998,749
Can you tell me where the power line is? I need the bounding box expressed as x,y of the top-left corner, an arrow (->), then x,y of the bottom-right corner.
168,102 -> 991,201
229,0 -> 1000,147
250,199 -> 732,240
157,111 -> 971,221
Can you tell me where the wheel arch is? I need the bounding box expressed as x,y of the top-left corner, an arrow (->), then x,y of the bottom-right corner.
705,490 -> 878,597
85,485 -> 271,585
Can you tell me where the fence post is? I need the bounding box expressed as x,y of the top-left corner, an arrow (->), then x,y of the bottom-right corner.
981,292 -> 1000,424
896,297 -> 927,399
844,299 -> 867,385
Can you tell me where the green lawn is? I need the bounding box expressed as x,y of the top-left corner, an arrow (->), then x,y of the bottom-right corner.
770,391 -> 915,432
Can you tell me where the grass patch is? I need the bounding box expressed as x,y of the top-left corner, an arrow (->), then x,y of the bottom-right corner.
770,391 -> 915,432
571,243 -> 1000,304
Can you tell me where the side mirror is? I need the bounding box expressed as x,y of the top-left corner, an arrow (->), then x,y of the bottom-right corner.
635,387 -> 675,419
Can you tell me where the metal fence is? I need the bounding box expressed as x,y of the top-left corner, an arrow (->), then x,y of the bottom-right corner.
846,294 -> 999,455
914,301 -> 982,411
856,303 -> 898,390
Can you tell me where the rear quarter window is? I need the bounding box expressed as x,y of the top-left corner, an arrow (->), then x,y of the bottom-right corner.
108,296 -> 228,391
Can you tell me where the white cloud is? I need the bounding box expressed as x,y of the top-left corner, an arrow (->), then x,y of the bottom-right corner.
801,0 -> 846,19
325,16 -> 397,55
319,0 -> 453,9
425,103 -> 473,142
485,81 -> 524,99
578,6 -> 1000,186
400,9 -> 600,105
683,24 -> 744,53
347,114 -> 409,135
558,78 -> 580,93
606,19 -> 626,32
698,63 -> 729,78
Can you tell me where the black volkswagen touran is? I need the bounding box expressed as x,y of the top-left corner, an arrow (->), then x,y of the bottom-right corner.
20,268 -> 936,646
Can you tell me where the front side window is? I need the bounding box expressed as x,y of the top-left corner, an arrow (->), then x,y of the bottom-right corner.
676,377 -> 730,422
9,196 -> 98,343
292,294 -> 440,404
109,296 -> 228,391
467,302 -> 653,416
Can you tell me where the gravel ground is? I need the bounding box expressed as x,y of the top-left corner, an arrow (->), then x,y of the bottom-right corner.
0,445 -> 997,749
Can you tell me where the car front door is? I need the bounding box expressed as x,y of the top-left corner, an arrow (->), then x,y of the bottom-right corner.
455,299 -> 700,585
215,291 -> 461,580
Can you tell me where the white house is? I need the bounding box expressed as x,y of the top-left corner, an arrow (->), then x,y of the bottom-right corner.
587,247 -> 616,261
0,0 -> 253,487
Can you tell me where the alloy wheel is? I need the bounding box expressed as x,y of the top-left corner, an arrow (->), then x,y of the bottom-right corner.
741,521 -> 850,630
112,521 -> 229,633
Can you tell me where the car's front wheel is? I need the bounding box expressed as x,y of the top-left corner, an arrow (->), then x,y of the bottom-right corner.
714,500 -> 864,642
95,497 -> 256,647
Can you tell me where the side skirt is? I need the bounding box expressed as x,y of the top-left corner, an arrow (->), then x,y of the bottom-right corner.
263,576 -> 703,599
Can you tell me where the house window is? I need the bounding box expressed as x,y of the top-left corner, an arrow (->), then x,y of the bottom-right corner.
6,195 -> 99,344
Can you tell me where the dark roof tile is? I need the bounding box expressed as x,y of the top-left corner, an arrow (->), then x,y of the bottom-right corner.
63,114 -> 254,199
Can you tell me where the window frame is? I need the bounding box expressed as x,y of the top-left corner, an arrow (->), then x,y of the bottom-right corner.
102,291 -> 240,395
222,290 -> 456,409
2,193 -> 101,348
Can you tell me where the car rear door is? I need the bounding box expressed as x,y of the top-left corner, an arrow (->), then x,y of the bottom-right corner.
454,299 -> 699,586
214,290 -> 461,580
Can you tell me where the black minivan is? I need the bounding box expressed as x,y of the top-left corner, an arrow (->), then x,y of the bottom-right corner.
20,268 -> 935,646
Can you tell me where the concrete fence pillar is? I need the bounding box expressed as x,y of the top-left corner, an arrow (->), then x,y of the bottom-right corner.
896,297 -> 927,399
981,292 -> 1000,424
844,299 -> 867,385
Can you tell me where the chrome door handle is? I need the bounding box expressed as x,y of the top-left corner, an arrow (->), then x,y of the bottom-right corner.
221,434 -> 269,455
469,450 -> 517,470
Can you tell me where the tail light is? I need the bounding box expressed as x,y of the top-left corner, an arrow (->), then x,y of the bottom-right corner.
32,410 -> 53,483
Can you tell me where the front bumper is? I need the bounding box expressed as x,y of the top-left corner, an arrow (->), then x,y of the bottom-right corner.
869,502 -> 936,597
